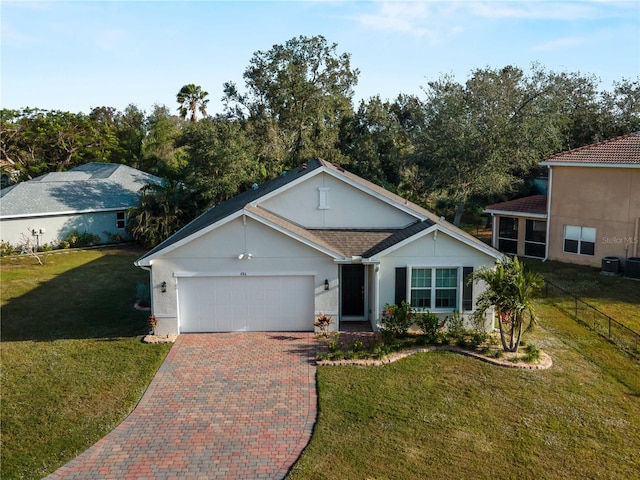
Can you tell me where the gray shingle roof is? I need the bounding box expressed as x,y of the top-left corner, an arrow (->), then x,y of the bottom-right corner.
0,163 -> 163,218
136,159 -> 500,264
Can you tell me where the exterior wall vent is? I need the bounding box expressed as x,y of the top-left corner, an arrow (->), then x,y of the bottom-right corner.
318,187 -> 330,210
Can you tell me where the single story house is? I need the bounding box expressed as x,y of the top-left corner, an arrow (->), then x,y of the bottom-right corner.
0,162 -> 163,248
135,159 -> 502,335
485,132 -> 640,269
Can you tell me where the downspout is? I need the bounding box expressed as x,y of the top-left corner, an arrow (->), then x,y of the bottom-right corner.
634,217 -> 639,257
543,166 -> 553,262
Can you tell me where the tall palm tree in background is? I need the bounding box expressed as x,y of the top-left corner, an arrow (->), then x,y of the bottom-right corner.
176,84 -> 209,122
471,256 -> 544,352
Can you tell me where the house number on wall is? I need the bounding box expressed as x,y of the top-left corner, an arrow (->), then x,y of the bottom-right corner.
240,272 -> 247,276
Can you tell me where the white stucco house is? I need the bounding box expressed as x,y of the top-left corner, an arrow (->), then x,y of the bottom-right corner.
135,159 -> 502,335
0,163 -> 163,248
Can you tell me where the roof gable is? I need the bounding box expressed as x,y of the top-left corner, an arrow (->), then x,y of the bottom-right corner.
541,132 -> 640,167
136,159 -> 501,265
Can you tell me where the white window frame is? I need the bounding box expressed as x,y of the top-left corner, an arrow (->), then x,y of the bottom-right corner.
563,225 -> 595,256
408,266 -> 460,312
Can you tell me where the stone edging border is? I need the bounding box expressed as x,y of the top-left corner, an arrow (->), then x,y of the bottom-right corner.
317,345 -> 553,370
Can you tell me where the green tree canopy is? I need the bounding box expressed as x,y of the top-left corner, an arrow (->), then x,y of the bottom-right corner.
223,35 -> 359,172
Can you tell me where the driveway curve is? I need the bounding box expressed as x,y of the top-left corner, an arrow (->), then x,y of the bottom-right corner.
45,333 -> 317,479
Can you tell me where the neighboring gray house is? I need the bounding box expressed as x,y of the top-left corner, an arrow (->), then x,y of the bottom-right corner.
136,159 -> 502,335
0,163 -> 163,247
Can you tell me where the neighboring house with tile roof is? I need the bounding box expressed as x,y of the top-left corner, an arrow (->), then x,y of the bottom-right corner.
136,159 -> 502,335
485,132 -> 640,269
0,163 -> 163,248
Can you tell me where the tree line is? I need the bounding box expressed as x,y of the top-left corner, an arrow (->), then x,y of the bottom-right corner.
2,35 -> 639,246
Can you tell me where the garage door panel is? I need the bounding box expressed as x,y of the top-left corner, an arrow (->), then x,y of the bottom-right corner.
179,276 -> 313,332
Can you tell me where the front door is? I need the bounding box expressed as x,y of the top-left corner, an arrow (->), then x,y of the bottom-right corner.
341,264 -> 366,320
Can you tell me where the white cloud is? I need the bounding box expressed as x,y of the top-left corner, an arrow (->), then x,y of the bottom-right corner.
352,1 -> 464,42
532,35 -> 585,52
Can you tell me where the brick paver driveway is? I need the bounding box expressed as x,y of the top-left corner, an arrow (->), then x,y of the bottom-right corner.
45,333 -> 317,479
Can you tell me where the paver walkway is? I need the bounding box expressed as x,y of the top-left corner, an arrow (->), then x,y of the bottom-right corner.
45,333 -> 317,480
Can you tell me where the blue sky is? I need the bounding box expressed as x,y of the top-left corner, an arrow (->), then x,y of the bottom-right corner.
2,1 -> 639,116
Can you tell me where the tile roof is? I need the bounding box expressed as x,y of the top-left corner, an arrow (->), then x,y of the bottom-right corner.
485,195 -> 548,216
541,132 -> 640,166
0,163 -> 163,218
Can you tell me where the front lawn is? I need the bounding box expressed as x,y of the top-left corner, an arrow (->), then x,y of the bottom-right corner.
1,248 -> 172,479
289,299 -> 640,479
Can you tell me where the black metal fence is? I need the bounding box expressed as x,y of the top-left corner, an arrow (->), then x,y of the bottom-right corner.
542,279 -> 640,359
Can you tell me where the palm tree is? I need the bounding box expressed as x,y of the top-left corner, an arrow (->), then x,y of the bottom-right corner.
176,84 -> 209,122
471,256 -> 544,352
127,181 -> 189,248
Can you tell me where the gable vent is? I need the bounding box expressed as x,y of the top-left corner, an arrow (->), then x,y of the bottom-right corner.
318,187 -> 330,210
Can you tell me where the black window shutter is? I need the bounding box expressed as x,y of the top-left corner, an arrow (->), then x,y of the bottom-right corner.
395,267 -> 407,305
462,267 -> 474,311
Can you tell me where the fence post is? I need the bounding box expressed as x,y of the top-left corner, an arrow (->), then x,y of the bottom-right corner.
574,296 -> 578,320
608,317 -> 611,340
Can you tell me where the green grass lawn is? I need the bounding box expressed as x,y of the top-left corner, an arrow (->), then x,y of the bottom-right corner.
289,294 -> 640,479
525,259 -> 640,333
1,248 -> 172,479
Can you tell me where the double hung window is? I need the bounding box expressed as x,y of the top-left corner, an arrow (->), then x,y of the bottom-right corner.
563,225 -> 595,256
410,268 -> 458,310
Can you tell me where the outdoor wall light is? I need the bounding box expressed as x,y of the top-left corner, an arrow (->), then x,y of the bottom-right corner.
237,252 -> 253,260
161,281 -> 167,293
324,279 -> 330,290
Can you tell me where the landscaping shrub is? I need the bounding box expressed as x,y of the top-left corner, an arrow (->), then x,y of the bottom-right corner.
445,311 -> 466,339
348,339 -> 365,353
523,343 -> 541,363
0,241 -> 18,257
379,301 -> 414,337
61,230 -> 101,248
415,310 -> 442,339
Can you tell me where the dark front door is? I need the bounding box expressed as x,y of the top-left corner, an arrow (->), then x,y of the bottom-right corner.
341,264 -> 365,319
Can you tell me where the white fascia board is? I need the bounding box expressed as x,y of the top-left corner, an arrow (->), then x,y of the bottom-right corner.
242,209 -> 343,260
540,161 -> 640,168
483,209 -> 547,219
1,207 -> 127,220
322,168 -> 426,221
134,211 -> 244,267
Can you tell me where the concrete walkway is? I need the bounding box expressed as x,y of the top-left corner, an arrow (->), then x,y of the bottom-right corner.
45,333 -> 317,479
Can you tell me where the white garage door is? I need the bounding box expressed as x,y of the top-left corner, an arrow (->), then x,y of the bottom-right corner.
178,276 -> 314,332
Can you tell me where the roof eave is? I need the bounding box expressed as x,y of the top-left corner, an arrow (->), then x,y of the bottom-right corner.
484,209 -> 547,219
541,161 -> 640,168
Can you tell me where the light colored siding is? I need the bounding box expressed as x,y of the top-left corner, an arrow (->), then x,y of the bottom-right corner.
548,166 -> 640,266
259,172 -> 417,228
